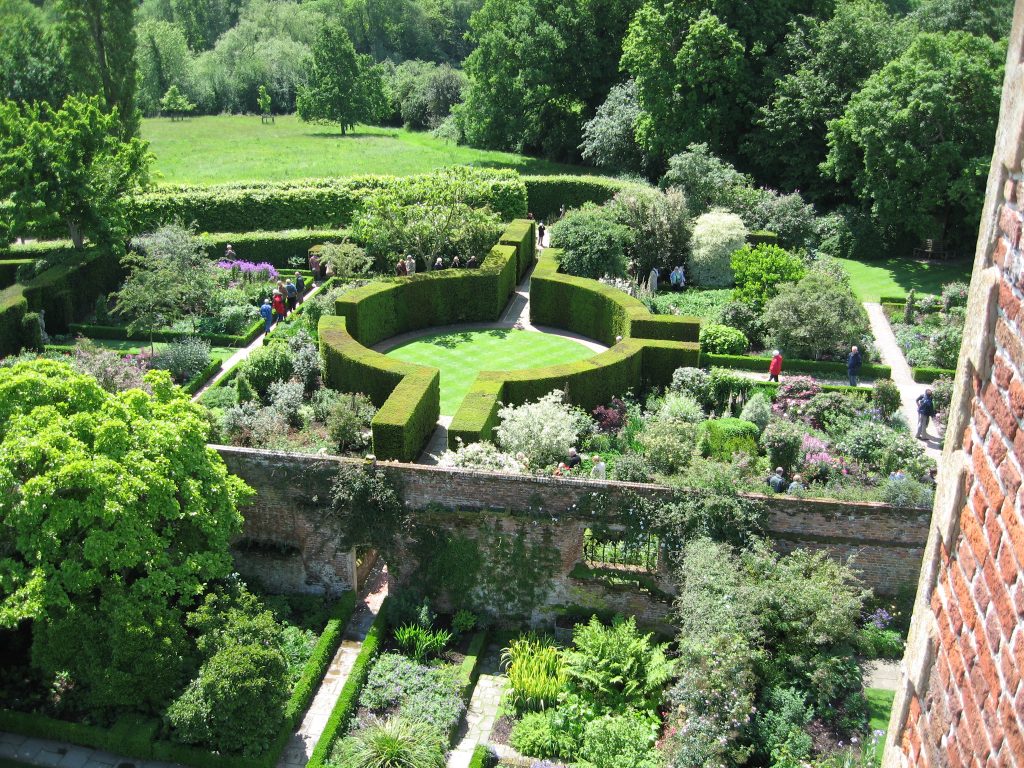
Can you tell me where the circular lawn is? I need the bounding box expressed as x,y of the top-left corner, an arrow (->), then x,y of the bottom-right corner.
384,328 -> 596,416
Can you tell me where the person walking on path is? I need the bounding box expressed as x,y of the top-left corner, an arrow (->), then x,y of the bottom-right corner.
272,291 -> 287,323
647,266 -> 659,293
847,345 -> 863,386
294,272 -> 305,303
308,251 -> 321,282
537,222 -> 546,246
768,350 -> 783,382
285,278 -> 298,312
259,298 -> 273,334
916,388 -> 935,440
405,254 -> 416,275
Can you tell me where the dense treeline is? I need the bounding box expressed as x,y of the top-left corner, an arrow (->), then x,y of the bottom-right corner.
0,0 -> 1012,250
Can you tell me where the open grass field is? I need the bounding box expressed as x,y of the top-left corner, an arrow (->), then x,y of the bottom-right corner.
384,328 -> 595,416
142,116 -> 593,185
836,256 -> 973,302
866,687 -> 895,760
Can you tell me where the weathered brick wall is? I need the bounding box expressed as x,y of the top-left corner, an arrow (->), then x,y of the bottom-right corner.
884,6 -> 1024,766
216,446 -> 930,614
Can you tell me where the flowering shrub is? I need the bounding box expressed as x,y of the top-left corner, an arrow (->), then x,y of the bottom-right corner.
495,391 -> 590,468
871,379 -> 901,422
215,259 -> 279,282
772,376 -> 821,415
72,341 -> 151,392
439,440 -> 526,473
151,337 -> 212,383
760,419 -> 806,471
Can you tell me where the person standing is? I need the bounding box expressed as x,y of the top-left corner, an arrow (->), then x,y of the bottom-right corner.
405,254 -> 416,275
565,447 -> 581,469
916,388 -> 935,440
537,222 -> 546,247
451,255 -> 462,268
590,455 -> 606,480
395,258 -> 407,276
225,243 -> 236,259
271,291 -> 287,323
294,272 -> 305,303
285,278 -> 298,312
308,251 -> 321,282
787,474 -> 805,493
768,350 -> 783,382
647,266 -> 659,293
768,467 -> 786,493
847,345 -> 863,386
259,298 -> 273,334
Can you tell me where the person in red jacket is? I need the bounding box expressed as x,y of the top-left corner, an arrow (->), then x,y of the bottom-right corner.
272,291 -> 287,323
768,350 -> 783,382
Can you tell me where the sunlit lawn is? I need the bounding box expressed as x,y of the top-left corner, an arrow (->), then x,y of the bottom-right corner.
866,687 -> 895,761
836,257 -> 972,302
143,115 -> 594,185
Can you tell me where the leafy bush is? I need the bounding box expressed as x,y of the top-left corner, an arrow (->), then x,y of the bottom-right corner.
268,380 -> 306,429
611,452 -> 655,482
763,272 -> 870,360
592,397 -> 627,433
289,331 -> 322,392
880,477 -> 934,508
837,422 -> 933,478
653,391 -> 706,424
237,342 -> 293,401
856,625 -> 905,659
150,337 -> 212,383
608,186 -> 691,279
719,300 -> 766,348
510,710 -> 574,760
501,634 -> 566,712
439,440 -> 527,473
329,717 -> 446,768
760,420 -> 806,471
755,686 -> 813,766
637,419 -> 696,474
773,376 -> 822,414
550,203 -> 632,279
319,241 -> 374,279
495,390 -> 589,468
699,323 -> 749,354
394,623 -> 453,663
796,392 -> 863,434
327,393 -> 377,452
688,210 -> 747,287
942,281 -> 970,310
872,378 -> 902,421
563,616 -> 672,714
730,244 -> 806,311
578,713 -> 661,768
452,610 -> 478,635
931,376 -> 954,414
698,418 -> 760,461
739,393 -> 772,432
670,366 -> 712,409
71,340 -> 150,392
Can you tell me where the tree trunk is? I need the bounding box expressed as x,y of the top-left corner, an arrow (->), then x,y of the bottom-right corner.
67,220 -> 84,250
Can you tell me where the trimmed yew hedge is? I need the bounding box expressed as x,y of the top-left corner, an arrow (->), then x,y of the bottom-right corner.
912,366 -> 955,383
499,218 -> 537,280
531,250 -> 700,346
319,315 -> 440,461
200,229 -> 351,268
336,242 -> 519,347
0,593 -> 357,768
0,260 -> 31,288
69,318 -> 264,348
704,353 -> 892,381
523,175 -> 645,220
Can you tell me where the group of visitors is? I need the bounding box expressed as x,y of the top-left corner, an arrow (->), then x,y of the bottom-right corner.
556,447 -> 606,479
394,253 -> 481,275
259,273 -> 306,334
765,346 -> 863,385
626,263 -> 686,293
767,467 -> 806,494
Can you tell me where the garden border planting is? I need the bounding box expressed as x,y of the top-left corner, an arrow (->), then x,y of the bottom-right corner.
468,744 -> 496,768
704,353 -> 892,380
0,592 -> 357,768
306,598 -> 390,768
200,228 -> 351,268
69,318 -> 264,348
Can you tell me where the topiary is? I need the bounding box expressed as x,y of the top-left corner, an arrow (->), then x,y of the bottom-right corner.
699,323 -> 749,354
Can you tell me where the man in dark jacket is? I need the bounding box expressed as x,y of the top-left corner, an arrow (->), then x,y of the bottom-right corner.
847,345 -> 863,386
916,388 -> 935,439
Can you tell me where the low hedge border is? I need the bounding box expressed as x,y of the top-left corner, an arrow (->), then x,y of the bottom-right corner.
69,318 -> 263,348
748,381 -> 874,401
183,358 -> 227,395
912,366 -> 955,383
469,744 -> 497,768
0,259 -> 32,288
0,592 -> 357,768
448,338 -> 700,447
531,250 -> 700,347
704,353 -> 892,380
306,598 -> 390,768
319,315 -> 440,461
523,175 -> 646,221
448,630 -> 490,745
201,229 -> 351,269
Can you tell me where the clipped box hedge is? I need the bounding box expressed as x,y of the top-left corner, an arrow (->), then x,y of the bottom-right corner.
704,353 -> 892,381
130,168 -> 528,234
747,230 -> 779,246
912,366 -> 955,383
499,219 -> 537,280
0,592 -> 357,768
319,315 -> 440,461
69,318 -> 263,348
523,175 -> 644,221
306,599 -> 389,768
200,229 -> 351,268
0,259 -> 31,288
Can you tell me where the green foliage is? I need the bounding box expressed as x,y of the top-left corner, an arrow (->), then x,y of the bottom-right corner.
160,85 -> 196,118
659,142 -> 749,215
580,79 -> 648,174
872,379 -> 903,421
739,393 -> 772,433
824,32 -> 1004,248
608,186 -> 691,279
501,634 -> 566,712
495,390 -> 588,467
699,323 -> 748,355
452,610 -> 478,635
394,624 -> 453,663
329,463 -> 408,561
0,95 -> 149,248
550,204 -> 632,280
837,421 -> 934,478
326,393 -> 377,453
653,391 -> 706,424
756,687 -> 813,767
330,717 -> 445,768
509,709 -> 571,759
689,210 -> 748,288
880,477 -> 934,508
637,419 -> 696,474
731,244 -> 806,311
563,616 -> 672,715
0,359 -> 248,714
237,342 -> 293,401
856,625 -> 906,660
524,176 -> 641,221
760,419 -> 807,472
763,272 -> 870,360
388,60 -> 466,130
670,366 -> 713,409
0,0 -> 70,107
359,652 -> 464,734
257,85 -> 272,116
698,418 -> 760,461
577,712 -> 661,768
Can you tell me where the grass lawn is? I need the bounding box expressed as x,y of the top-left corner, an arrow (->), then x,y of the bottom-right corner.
836,257 -> 973,302
866,687 -> 895,760
385,329 -> 595,416
143,116 -> 594,185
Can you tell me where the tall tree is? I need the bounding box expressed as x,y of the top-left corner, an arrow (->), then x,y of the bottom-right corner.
57,0 -> 140,137
136,19 -> 195,115
296,21 -> 385,134
823,31 -> 1004,248
0,95 -> 151,248
0,0 -> 71,106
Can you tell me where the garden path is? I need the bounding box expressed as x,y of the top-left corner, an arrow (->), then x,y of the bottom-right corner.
862,659 -> 901,690
447,644 -> 509,768
276,561 -> 390,768
0,564 -> 390,768
864,303 -> 942,460
191,279 -> 333,401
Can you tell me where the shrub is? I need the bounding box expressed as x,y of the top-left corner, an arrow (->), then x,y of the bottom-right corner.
330,716 -> 445,768
319,241 -> 374,279
739,393 -> 772,433
763,272 -> 870,360
837,422 -> 933,478
439,440 -> 526,473
578,713 -> 661,768
327,393 -> 376,452
563,616 -> 672,714
268,380 -> 306,429
931,376 -> 954,414
670,366 -> 712,409
608,186 -> 691,279
719,300 -> 765,348
773,376 -> 822,414
611,452 -> 655,482
872,379 -> 902,421
653,392 -> 706,424
166,642 -> 289,756
510,710 -> 573,760
501,634 -> 566,713
756,686 -> 813,766
71,340 -> 150,392
796,391 -> 863,434
856,625 -> 905,659
592,397 -> 627,433
698,418 -> 760,461
688,210 -> 747,287
699,323 -> 748,355
730,244 -> 806,311
942,281 -> 970,310
637,419 -> 696,474
238,342 -> 293,401
550,203 -> 632,279
760,420 -> 806,471
880,477 -> 934,508
452,610 -> 478,635
289,331 -> 322,392
495,390 -> 588,468
394,624 -> 452,663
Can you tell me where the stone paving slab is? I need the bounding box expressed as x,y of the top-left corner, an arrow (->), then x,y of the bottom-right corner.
448,646 -> 509,768
863,659 -> 901,691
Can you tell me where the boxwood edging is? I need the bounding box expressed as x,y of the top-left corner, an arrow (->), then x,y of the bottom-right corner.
704,353 -> 892,380
912,366 -> 955,383
468,744 -> 497,768
0,592 -> 357,768
68,318 -> 263,348
451,630 -> 489,745
306,598 -> 390,768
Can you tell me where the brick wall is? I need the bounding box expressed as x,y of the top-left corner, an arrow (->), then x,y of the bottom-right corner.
884,6 -> 1024,766
216,446 -> 930,614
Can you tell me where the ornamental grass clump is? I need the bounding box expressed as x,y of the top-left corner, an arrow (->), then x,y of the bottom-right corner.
501,634 -> 566,712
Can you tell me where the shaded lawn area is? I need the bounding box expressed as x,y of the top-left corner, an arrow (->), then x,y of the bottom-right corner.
143,116 -> 595,185
385,329 -> 596,416
866,687 -> 895,761
836,257 -> 972,302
